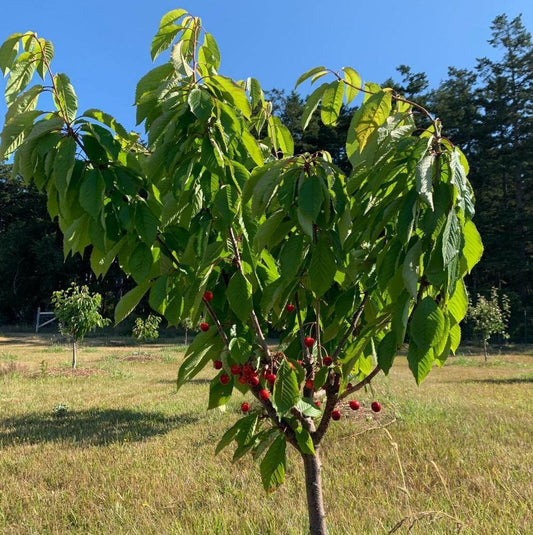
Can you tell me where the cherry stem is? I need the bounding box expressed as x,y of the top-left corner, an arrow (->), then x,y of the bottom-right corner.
202,297 -> 229,347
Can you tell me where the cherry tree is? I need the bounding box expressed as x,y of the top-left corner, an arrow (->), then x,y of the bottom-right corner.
0,9 -> 482,534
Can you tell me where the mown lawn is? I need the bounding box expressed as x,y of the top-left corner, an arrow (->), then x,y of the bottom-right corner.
0,334 -> 531,534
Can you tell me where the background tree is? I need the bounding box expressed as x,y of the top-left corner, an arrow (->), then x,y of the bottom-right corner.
467,287 -> 511,360
0,10 -> 482,535
51,284 -> 109,368
132,314 -> 161,343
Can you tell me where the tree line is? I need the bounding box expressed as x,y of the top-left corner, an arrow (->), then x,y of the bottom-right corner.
0,13 -> 530,341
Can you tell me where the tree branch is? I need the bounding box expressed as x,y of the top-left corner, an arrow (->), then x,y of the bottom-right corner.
338,365 -> 381,401
228,227 -> 271,359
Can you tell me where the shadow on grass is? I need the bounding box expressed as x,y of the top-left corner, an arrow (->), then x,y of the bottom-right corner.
465,377 -> 533,385
0,409 -> 198,447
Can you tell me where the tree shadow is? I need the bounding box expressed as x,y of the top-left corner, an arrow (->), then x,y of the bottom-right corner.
0,409 -> 199,447
465,377 -> 533,385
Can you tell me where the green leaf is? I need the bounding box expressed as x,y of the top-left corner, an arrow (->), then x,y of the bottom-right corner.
349,90 -> 392,153
342,67 -> 361,104
461,220 -> 483,273
295,66 -> 327,88
410,297 -> 446,352
208,75 -> 251,118
295,427 -> 315,455
215,417 -> 244,455
229,337 -> 252,365
5,85 -> 43,123
177,331 -> 220,390
309,238 -> 336,297
53,136 -> 77,191
442,210 -> 461,265
81,109 -> 129,139
0,109 -> 43,159
159,8 -> 188,28
377,331 -> 396,374
79,169 -> 105,221
299,176 -> 324,221
260,434 -> 286,492
188,88 -> 214,121
320,81 -> 344,126
135,202 -> 159,244
208,373 -> 234,409
214,185 -> 237,225
407,341 -> 434,385
5,52 -> 37,105
242,130 -> 264,166
135,63 -> 174,105
114,280 -> 152,324
449,323 -> 461,353
0,33 -> 21,76
227,272 -> 252,322
301,83 -> 328,130
53,73 -> 77,123
254,210 -> 285,251
402,240 -> 422,297
416,154 -> 434,210
313,366 -> 329,390
129,242 -> 153,283
151,24 -> 182,61
447,279 -> 468,324
273,360 -> 300,416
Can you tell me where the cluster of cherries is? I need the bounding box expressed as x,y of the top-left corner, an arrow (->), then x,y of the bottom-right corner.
200,293 -> 383,418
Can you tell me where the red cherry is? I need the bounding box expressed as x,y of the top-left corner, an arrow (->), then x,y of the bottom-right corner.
305,379 -> 314,390
203,290 -> 213,302
266,373 -> 276,383
213,360 -> 223,370
297,360 -> 303,365
286,304 -> 295,313
200,322 -> 209,332
238,376 -> 248,385
248,376 -> 260,387
349,400 -> 360,411
242,364 -> 254,377
371,401 -> 382,413
220,374 -> 230,385
304,337 -> 315,348
259,389 -> 270,401
230,364 -> 242,375
241,402 -> 250,413
332,410 -> 341,421
323,356 -> 333,366
315,401 -> 321,408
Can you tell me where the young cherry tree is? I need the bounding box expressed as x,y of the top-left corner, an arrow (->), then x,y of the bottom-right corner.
0,10 -> 482,534
51,283 -> 108,368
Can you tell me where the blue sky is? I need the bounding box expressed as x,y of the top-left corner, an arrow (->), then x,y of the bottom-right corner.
1,0 -> 532,131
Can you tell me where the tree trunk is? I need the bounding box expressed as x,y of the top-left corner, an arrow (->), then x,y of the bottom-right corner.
302,450 -> 327,535
72,340 -> 77,369
483,339 -> 488,362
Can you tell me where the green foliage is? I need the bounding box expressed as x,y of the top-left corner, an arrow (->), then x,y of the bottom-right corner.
132,314 -> 162,342
51,283 -> 108,342
468,287 -> 511,355
0,9 -> 481,507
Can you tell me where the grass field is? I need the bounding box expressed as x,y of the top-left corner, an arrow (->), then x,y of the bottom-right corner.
0,333 -> 531,534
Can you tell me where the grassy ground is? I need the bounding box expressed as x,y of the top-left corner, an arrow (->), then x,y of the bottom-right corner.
0,334 -> 531,535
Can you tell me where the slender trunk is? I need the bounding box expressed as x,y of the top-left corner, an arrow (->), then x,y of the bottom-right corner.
302,450 -> 327,535
483,339 -> 488,362
72,340 -> 77,369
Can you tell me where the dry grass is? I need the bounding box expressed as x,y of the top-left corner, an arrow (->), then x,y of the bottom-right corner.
0,333 -> 531,534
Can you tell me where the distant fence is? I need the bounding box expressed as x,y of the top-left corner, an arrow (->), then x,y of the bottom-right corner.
35,307 -> 57,333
